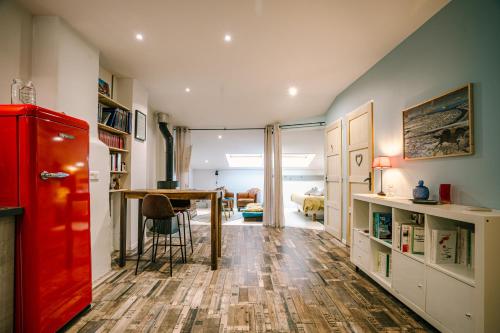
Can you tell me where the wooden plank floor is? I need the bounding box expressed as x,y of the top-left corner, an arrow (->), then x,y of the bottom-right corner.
65,225 -> 436,333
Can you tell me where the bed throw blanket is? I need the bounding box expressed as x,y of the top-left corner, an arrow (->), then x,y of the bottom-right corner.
290,193 -> 324,212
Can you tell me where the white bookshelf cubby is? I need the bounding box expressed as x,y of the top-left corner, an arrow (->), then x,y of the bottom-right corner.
351,194 -> 500,333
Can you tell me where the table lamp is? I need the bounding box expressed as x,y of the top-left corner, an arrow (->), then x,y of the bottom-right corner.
372,156 -> 392,196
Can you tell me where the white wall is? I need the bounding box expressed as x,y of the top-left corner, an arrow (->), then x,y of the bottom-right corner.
0,0 -> 32,103
31,16 -> 112,283
192,169 -> 264,201
128,80 -> 148,250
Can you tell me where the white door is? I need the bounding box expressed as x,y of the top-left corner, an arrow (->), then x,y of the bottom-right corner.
346,102 -> 373,245
324,119 -> 342,240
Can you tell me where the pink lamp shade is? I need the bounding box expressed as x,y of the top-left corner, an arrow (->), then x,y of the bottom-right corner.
372,156 -> 392,169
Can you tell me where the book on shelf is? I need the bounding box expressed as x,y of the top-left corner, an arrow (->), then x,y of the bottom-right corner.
376,251 -> 391,278
411,226 -> 425,254
456,226 -> 475,268
373,212 -> 392,239
393,221 -> 425,255
98,106 -> 131,133
98,130 -> 125,149
430,229 -> 457,264
110,153 -> 126,172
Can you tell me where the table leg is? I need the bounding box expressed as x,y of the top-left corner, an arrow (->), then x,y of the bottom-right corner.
210,194 -> 218,270
218,196 -> 222,258
137,199 -> 143,254
119,192 -> 128,267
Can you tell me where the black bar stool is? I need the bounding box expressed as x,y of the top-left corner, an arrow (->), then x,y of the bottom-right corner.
171,199 -> 194,256
135,194 -> 185,276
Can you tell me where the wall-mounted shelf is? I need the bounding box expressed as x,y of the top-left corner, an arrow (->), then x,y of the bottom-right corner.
109,188 -> 129,193
98,123 -> 129,136
98,92 -> 130,112
109,147 -> 129,153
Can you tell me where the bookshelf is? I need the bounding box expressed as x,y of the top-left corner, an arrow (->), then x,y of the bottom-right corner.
97,87 -> 131,193
351,194 -> 500,333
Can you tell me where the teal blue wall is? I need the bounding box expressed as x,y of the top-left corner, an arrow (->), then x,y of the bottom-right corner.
326,0 -> 500,238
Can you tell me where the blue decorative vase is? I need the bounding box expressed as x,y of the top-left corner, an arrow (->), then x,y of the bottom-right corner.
413,180 -> 430,200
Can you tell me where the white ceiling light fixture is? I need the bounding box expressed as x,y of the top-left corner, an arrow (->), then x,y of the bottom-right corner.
288,86 -> 298,96
135,33 -> 144,41
204,159 -> 209,163
218,135 -> 222,139
185,87 -> 191,93
224,33 -> 232,43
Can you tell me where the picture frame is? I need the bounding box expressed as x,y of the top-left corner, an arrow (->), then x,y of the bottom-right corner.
403,84 -> 473,160
134,110 -> 146,141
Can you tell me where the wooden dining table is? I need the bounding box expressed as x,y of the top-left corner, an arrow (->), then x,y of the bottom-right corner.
119,189 -> 223,270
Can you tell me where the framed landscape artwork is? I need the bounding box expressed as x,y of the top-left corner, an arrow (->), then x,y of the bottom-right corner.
403,84 -> 473,160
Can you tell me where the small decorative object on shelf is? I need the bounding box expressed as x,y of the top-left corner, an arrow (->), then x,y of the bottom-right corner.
439,183 -> 451,204
11,78 -> 24,104
98,78 -> 110,97
413,180 -> 429,200
20,81 -> 36,105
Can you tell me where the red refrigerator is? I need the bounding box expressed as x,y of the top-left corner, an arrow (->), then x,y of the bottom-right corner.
0,105 -> 92,332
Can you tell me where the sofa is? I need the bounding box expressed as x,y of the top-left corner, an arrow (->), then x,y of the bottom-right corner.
237,188 -> 260,211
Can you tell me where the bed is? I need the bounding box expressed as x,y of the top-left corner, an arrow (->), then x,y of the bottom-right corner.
290,193 -> 324,221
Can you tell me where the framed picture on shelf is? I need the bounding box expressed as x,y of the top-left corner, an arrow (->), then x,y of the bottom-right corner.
98,78 -> 110,97
403,84 -> 473,160
134,110 -> 146,141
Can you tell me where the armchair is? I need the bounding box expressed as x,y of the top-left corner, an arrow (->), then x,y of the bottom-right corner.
237,188 -> 260,211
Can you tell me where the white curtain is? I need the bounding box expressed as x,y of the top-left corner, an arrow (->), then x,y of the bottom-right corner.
263,125 -> 273,226
263,123 -> 284,228
175,127 -> 192,189
272,124 -> 284,228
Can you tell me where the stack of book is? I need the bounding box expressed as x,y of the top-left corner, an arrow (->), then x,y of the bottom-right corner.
98,131 -> 125,149
373,212 -> 392,242
430,227 -> 475,268
98,103 -> 131,133
376,251 -> 391,278
110,153 -> 126,172
394,222 -> 425,254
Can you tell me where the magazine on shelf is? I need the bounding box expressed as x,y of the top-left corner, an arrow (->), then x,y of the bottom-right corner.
373,212 -> 392,239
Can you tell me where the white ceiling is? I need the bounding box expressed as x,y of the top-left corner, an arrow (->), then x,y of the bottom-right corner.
190,127 -> 325,169
20,0 -> 448,127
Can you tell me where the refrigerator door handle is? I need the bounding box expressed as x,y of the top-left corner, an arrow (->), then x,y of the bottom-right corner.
40,171 -> 70,180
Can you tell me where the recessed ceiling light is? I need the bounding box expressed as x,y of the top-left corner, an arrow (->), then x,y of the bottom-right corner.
288,86 -> 298,96
204,160 -> 209,163
224,34 -> 232,43
218,135 -> 222,139
185,87 -> 191,93
135,33 -> 144,41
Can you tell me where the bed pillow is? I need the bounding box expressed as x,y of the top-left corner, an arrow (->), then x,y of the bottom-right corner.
304,187 -> 318,195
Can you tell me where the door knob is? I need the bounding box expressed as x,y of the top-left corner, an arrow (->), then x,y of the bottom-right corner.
40,171 -> 70,180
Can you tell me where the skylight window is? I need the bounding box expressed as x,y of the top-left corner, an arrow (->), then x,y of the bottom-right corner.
225,153 -> 315,168
282,154 -> 315,168
225,154 -> 263,168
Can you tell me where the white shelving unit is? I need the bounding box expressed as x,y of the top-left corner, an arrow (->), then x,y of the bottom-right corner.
351,194 -> 500,333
